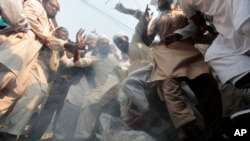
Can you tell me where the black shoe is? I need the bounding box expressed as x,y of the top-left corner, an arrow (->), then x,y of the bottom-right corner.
230,105 -> 250,127
181,121 -> 208,141
230,105 -> 250,141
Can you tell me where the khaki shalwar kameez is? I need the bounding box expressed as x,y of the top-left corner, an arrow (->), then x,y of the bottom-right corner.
72,54 -> 120,139
0,0 -> 33,116
0,0 -> 65,136
147,10 -> 211,128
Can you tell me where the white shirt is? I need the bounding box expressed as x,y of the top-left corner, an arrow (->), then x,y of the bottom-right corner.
180,0 -> 250,84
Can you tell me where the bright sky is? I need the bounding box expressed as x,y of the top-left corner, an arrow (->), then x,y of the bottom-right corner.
56,0 -> 157,42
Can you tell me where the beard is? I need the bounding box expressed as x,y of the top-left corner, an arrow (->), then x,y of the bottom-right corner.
47,13 -> 56,19
118,42 -> 129,54
98,45 -> 110,56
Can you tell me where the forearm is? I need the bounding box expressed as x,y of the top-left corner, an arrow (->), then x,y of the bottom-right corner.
74,57 -> 92,67
115,3 -> 143,20
174,20 -> 197,40
46,37 -> 67,51
73,50 -> 81,62
140,20 -> 156,46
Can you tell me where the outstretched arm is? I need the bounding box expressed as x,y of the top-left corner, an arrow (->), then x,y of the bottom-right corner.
62,28 -> 87,55
114,2 -> 144,20
140,5 -> 156,46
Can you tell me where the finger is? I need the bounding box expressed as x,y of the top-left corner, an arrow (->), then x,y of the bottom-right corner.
146,4 -> 151,11
77,29 -> 84,37
77,28 -> 83,35
80,29 -> 85,36
82,35 -> 86,40
144,4 -> 149,14
77,43 -> 84,49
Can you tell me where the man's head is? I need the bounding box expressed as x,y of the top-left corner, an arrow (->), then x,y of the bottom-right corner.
113,33 -> 129,54
85,33 -> 97,49
54,27 -> 69,40
96,34 -> 110,56
43,0 -> 60,18
157,0 -> 172,11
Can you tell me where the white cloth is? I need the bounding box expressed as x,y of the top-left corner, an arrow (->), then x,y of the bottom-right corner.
0,0 -> 30,33
0,0 -> 62,135
60,53 -> 74,67
180,0 -> 250,84
122,65 -> 153,112
65,74 -> 91,107
73,54 -> 119,139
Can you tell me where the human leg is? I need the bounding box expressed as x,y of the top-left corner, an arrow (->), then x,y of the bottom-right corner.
162,78 -> 209,141
0,62 -> 48,137
0,64 -> 19,117
184,73 -> 223,139
52,100 -> 81,141
162,78 -> 196,129
27,79 -> 70,140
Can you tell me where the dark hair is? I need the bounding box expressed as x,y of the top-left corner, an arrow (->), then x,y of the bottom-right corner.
55,26 -> 66,32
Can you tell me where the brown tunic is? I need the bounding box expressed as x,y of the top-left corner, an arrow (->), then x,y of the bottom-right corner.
148,10 -> 210,82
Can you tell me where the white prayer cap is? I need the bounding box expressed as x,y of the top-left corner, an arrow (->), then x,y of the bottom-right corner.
97,34 -> 110,41
85,33 -> 97,42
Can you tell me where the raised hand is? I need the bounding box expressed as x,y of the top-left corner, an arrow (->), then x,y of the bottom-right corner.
143,4 -> 153,23
114,2 -> 127,13
76,28 -> 86,50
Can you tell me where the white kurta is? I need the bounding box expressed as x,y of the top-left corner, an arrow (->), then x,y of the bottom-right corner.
128,12 -> 153,74
0,0 -> 65,135
0,0 -> 36,116
180,0 -> 250,84
0,0 -> 30,33
74,54 -> 120,139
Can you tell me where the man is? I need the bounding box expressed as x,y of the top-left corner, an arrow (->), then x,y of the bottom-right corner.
82,33 -> 98,88
179,0 -> 250,138
113,3 -> 153,115
141,0 -> 223,140
73,34 -> 120,140
113,2 -> 153,74
53,34 -> 120,140
113,3 -> 189,141
83,33 -> 98,57
0,0 -> 83,140
26,26 -> 83,141
0,1 -> 31,140
179,0 -> 250,89
0,0 -> 31,114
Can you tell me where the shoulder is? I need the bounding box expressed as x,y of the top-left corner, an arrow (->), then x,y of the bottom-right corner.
24,0 -> 44,12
